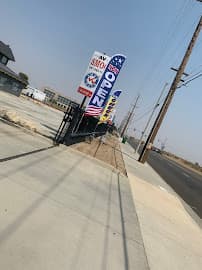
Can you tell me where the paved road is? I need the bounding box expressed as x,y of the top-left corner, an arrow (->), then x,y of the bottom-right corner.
128,140 -> 202,219
147,152 -> 202,219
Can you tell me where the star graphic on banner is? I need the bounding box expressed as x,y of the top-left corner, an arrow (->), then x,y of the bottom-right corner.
111,55 -> 125,69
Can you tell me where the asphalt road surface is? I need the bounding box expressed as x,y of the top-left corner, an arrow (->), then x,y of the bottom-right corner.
128,140 -> 202,219
147,151 -> 202,219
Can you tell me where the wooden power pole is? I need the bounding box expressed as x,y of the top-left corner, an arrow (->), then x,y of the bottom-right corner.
139,16 -> 202,163
121,94 -> 140,138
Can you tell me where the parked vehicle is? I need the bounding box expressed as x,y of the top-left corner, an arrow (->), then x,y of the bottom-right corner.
152,147 -> 161,154
22,86 -> 46,102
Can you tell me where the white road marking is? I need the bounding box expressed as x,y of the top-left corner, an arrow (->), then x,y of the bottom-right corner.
183,172 -> 190,178
167,163 -> 173,167
166,160 -> 175,167
159,186 -> 167,192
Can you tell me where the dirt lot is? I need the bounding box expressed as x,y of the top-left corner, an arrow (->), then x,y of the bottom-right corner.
0,91 -> 63,137
0,91 -> 127,174
71,133 -> 127,176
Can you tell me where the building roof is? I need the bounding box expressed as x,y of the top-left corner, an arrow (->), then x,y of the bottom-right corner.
0,41 -> 15,61
0,63 -> 27,85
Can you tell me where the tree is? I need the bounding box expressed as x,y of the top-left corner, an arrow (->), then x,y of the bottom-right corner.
19,72 -> 29,82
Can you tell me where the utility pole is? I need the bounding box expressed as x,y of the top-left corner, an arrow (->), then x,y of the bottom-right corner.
135,82 -> 168,154
120,94 -> 140,138
139,16 -> 202,163
161,137 -> 167,151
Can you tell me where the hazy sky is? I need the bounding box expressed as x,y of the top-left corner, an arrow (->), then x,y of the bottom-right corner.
1,0 -> 202,163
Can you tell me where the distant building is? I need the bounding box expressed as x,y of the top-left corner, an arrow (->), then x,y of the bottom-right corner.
22,86 -> 46,102
0,41 -> 28,96
42,87 -> 79,108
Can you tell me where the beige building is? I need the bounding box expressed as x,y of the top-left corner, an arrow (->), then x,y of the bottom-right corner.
42,87 -> 79,109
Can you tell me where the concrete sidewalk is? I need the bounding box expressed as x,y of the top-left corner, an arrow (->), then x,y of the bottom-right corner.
121,142 -> 202,270
1,119 -> 201,269
0,123 -> 149,270
0,121 -> 52,159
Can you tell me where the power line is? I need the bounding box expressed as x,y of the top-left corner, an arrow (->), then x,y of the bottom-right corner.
132,87 -> 169,123
145,3 -> 200,90
171,15 -> 201,67
151,16 -> 201,88
185,69 -> 202,80
180,73 -> 202,87
134,108 -> 155,122
135,82 -> 168,154
189,64 -> 202,74
136,0 -> 195,95
139,16 -> 202,163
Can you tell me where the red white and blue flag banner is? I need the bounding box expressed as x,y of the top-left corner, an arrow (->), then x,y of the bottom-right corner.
84,54 -> 126,116
77,51 -> 111,97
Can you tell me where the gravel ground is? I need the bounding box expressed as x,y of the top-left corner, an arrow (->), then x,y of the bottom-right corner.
71,133 -> 127,176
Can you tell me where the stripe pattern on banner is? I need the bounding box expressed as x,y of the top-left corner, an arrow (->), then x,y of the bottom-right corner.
84,105 -> 103,116
85,54 -> 126,116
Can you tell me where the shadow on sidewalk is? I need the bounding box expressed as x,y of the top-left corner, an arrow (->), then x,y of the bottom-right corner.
0,155 -> 84,244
